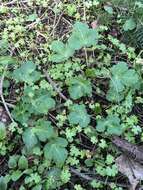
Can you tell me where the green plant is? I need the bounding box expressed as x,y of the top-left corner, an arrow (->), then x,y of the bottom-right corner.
68,104 -> 90,128
107,62 -> 140,102
50,22 -> 98,63
1,2 -> 143,189
13,61 -> 41,84
44,137 -> 68,166
96,115 -> 123,135
67,76 -> 92,100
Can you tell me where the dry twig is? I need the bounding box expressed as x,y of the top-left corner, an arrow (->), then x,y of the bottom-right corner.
112,136 -> 143,164
70,167 -> 129,188
0,67 -> 14,123
44,70 -> 68,101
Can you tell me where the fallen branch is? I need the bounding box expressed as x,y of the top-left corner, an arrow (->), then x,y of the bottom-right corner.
112,136 -> 143,164
44,70 -> 68,101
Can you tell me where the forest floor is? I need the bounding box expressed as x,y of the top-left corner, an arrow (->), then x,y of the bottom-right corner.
0,1 -> 143,190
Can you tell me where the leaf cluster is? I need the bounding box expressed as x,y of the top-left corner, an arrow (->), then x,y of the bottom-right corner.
50,22 -> 98,62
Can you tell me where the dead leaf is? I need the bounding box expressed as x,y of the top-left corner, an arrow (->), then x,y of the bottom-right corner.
116,155 -> 143,190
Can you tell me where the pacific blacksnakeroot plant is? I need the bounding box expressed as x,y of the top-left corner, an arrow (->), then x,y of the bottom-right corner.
0,21 -> 142,190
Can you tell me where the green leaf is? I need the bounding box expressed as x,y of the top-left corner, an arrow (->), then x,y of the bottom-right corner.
96,115 -> 123,135
18,156 -> 28,170
50,22 -> 98,63
122,69 -> 139,87
50,41 -> 74,63
27,13 -> 38,21
22,87 -> 55,115
50,41 -> 65,53
107,62 -> 140,102
0,177 -> 7,190
19,186 -> 26,190
68,104 -> 90,128
8,155 -> 19,169
68,34 -> 83,50
0,56 -> 17,66
13,61 -> 41,84
46,167 -> 61,189
105,165 -> 118,177
68,77 -> 92,99
111,61 -> 128,76
106,154 -> 114,165
32,94 -> 55,114
104,5 -> 113,14
47,167 -> 61,180
61,168 -> 71,183
96,119 -> 107,132
68,22 -> 98,49
123,18 -> 136,31
22,128 -> 38,149
106,88 -> 124,102
33,119 -> 55,142
85,68 -> 96,78
107,120 -> 123,135
44,137 -> 68,166
11,170 -> 23,181
32,185 -> 42,190
0,122 -> 6,140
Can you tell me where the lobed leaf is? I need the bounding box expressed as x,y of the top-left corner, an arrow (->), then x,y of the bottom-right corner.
107,62 -> 140,102
68,76 -> 92,99
68,104 -> 90,128
44,137 -> 68,166
33,119 -> 55,142
96,115 -> 123,135
22,128 -> 38,149
13,61 -> 41,84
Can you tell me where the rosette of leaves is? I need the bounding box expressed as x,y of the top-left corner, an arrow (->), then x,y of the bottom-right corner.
67,76 -> 92,100
107,62 -> 140,102
22,119 -> 68,166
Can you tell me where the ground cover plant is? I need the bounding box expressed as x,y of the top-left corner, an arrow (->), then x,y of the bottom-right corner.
0,0 -> 143,190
